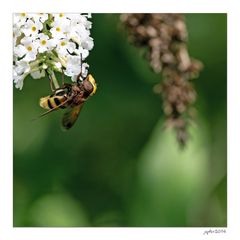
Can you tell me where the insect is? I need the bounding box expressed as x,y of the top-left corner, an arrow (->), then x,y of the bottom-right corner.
39,73 -> 97,130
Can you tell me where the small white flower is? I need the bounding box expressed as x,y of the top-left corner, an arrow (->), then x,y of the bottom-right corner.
13,74 -> 25,90
74,24 -> 89,39
47,38 -> 58,50
15,37 -> 39,62
64,55 -> 81,77
13,61 -> 31,90
65,55 -> 89,81
14,44 -> 27,58
74,47 -> 89,60
14,60 -> 30,75
81,36 -> 94,50
13,24 -> 22,47
22,19 -> 43,38
66,14 -> 82,21
13,13 -> 28,27
50,19 -> 70,39
52,13 -> 67,21
56,39 -> 76,57
29,13 -> 48,23
69,14 -> 92,29
37,33 -> 50,53
71,24 -> 94,50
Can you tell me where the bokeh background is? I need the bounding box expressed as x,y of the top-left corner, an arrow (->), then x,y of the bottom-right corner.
13,14 -> 227,227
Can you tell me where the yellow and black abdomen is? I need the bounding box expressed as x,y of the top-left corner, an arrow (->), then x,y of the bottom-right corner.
40,95 -> 67,110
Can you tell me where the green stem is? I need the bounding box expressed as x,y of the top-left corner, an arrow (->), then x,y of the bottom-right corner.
50,71 -> 60,89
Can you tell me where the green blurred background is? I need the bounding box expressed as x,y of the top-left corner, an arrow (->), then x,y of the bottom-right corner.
13,14 -> 227,227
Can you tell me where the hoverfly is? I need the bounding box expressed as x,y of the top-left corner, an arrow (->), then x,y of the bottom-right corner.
39,66 -> 97,130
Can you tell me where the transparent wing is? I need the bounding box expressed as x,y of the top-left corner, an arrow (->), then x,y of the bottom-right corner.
61,104 -> 84,130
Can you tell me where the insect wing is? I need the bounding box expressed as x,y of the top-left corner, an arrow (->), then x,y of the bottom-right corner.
61,104 -> 84,130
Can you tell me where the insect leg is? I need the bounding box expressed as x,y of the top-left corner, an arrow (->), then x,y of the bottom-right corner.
46,71 -> 55,92
61,68 -> 65,86
77,53 -> 83,83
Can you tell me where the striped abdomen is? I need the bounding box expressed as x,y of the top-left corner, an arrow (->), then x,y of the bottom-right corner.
40,89 -> 68,110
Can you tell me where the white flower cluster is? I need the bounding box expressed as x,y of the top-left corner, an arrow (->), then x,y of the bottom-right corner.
13,13 -> 94,90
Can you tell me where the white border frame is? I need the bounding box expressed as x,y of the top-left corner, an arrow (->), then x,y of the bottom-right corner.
1,0 -> 239,239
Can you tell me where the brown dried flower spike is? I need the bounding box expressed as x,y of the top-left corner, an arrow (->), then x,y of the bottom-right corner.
121,14 -> 203,147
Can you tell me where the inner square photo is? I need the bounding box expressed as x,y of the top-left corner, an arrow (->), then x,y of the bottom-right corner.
13,13 -> 227,227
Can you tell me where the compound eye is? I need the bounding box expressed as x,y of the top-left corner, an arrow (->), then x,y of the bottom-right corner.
83,80 -> 94,93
